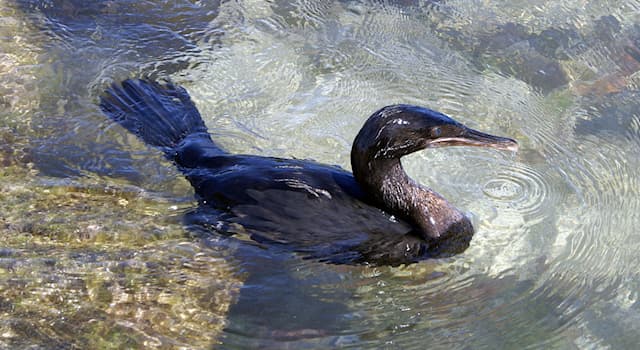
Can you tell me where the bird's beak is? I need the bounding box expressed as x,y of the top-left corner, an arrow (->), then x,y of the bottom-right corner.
428,126 -> 519,152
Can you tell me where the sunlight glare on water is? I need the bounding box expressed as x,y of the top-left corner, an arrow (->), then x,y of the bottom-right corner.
1,0 -> 640,348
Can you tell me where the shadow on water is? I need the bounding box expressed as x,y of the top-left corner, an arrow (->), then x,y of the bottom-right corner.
2,0 -> 640,348
217,244 -> 358,348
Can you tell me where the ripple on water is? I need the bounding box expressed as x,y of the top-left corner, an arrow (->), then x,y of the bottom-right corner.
482,162 -> 551,222
555,134 -> 640,274
188,1 -> 640,348
5,0 -> 640,348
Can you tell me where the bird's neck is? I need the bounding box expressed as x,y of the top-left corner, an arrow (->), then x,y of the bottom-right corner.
352,156 -> 466,240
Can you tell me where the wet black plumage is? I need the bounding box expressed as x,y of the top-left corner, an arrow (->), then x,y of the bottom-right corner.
100,79 -> 517,265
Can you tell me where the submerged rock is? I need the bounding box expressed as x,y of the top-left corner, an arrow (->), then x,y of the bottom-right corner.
0,167 -> 242,348
575,90 -> 640,143
8,0 -> 223,180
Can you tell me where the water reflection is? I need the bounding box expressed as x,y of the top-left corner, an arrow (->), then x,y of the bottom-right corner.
1,0 -> 640,348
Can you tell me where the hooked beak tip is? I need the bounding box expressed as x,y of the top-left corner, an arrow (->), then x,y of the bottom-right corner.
504,140 -> 519,152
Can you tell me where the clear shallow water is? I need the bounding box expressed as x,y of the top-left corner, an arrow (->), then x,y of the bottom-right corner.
1,0 -> 640,348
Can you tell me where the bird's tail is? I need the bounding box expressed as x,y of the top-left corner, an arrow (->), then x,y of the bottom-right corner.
100,79 -> 220,161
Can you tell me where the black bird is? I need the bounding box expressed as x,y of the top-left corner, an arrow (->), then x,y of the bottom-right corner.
100,79 -> 518,265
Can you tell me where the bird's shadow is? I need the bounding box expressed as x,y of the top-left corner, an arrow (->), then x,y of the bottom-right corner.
184,209 -> 360,347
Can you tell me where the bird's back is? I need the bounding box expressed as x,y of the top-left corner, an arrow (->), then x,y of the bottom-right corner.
179,151 -> 425,264
100,79 -> 431,265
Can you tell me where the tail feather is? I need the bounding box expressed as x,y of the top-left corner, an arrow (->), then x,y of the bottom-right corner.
100,79 -> 212,159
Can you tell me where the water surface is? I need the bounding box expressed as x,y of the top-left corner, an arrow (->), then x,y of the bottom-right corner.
1,0 -> 639,348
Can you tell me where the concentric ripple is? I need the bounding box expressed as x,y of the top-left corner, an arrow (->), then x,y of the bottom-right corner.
4,0 -> 640,348
482,163 -> 550,218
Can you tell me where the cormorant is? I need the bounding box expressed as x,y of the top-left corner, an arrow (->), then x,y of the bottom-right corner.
100,79 -> 517,265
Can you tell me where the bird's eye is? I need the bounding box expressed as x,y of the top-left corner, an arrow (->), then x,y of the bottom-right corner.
431,127 -> 442,137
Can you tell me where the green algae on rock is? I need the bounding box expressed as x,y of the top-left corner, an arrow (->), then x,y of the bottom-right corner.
0,167 -> 241,349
